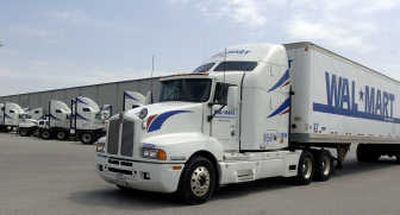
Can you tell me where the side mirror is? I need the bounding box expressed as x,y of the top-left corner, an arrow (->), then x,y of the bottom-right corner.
227,86 -> 239,112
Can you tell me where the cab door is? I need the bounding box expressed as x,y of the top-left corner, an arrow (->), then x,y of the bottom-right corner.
210,83 -> 239,151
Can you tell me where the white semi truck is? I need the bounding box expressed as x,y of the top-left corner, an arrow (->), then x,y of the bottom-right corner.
18,107 -> 44,136
70,96 -> 111,144
39,100 -> 71,140
122,91 -> 146,111
96,42 -> 400,204
0,102 -> 25,132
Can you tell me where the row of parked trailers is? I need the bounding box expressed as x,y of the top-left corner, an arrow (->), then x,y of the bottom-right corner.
0,90 -> 148,144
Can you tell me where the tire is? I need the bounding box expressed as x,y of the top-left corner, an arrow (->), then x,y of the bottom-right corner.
292,150 -> 314,185
80,132 -> 94,144
177,156 -> 216,205
357,145 -> 380,162
56,130 -> 67,140
19,128 -> 30,136
40,130 -> 51,140
313,150 -> 333,181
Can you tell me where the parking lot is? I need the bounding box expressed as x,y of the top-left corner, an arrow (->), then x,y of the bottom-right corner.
1,133 -> 400,215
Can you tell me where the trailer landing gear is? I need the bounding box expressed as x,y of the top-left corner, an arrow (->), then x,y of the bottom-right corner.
336,144 -> 350,169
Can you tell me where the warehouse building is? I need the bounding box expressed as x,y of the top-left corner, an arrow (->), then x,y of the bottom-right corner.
0,77 -> 161,113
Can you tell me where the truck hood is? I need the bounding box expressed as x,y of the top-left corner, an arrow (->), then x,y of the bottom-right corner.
125,101 -> 204,136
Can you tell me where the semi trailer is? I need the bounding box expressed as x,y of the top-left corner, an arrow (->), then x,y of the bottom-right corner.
0,102 -> 25,132
70,96 -> 111,144
96,42 -> 400,204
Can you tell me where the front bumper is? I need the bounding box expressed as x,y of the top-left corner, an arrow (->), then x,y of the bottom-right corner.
96,154 -> 184,193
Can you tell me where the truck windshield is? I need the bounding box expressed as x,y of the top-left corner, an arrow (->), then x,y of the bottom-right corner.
214,61 -> 257,72
160,79 -> 212,102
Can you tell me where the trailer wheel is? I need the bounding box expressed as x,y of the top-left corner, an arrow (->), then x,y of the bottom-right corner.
40,130 -> 51,140
313,150 -> 333,181
178,156 -> 216,204
19,128 -> 30,136
80,132 -> 94,144
56,130 -> 67,140
292,151 -> 314,185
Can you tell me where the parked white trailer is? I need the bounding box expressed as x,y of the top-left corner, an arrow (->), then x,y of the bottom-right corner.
70,96 -> 110,144
96,42 -> 400,204
122,91 -> 146,111
18,107 -> 44,136
0,102 -> 25,132
39,100 -> 71,140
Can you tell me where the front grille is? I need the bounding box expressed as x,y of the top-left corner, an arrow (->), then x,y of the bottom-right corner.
121,121 -> 134,156
106,117 -> 135,156
107,119 -> 121,154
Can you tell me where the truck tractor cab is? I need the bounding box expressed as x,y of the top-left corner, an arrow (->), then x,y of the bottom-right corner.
96,44 -> 303,204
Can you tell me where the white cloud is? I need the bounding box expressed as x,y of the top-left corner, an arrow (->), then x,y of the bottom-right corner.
172,0 -> 267,28
171,0 -> 400,51
47,10 -> 89,23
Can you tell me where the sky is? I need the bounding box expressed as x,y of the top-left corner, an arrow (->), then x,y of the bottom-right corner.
0,0 -> 400,96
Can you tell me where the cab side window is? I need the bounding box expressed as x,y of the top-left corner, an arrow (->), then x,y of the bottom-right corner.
82,108 -> 91,112
213,83 -> 230,105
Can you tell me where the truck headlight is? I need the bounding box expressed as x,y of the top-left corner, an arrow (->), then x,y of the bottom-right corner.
142,146 -> 167,160
96,139 -> 106,153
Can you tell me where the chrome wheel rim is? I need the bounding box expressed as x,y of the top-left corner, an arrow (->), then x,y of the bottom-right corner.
322,156 -> 331,176
190,166 -> 210,197
302,157 -> 313,179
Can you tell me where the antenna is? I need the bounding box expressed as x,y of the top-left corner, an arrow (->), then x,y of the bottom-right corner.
223,48 -> 227,83
149,55 -> 155,103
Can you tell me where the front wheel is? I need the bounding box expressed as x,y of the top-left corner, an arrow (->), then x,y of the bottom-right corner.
292,151 -> 314,185
178,156 -> 216,205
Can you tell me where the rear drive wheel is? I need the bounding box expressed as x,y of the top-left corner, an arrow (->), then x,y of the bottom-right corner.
313,150 -> 333,181
292,151 -> 314,185
178,156 -> 216,204
56,130 -> 67,140
80,132 -> 94,144
19,128 -> 30,136
40,130 -> 51,139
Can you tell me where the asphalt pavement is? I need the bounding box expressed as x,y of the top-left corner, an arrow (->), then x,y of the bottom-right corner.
1,133 -> 400,215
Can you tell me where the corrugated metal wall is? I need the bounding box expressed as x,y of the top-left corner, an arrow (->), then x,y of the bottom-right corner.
0,77 -> 161,114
